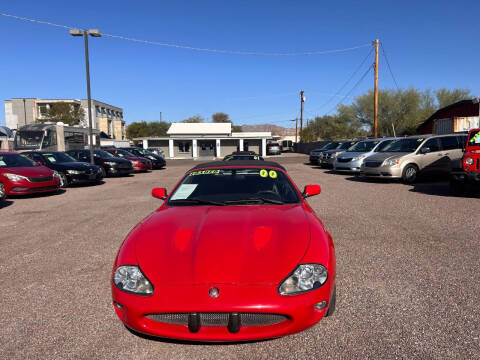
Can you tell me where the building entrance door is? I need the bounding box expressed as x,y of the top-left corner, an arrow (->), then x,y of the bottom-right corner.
198,140 -> 216,157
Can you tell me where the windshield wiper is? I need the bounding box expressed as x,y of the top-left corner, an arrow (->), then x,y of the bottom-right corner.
169,198 -> 225,206
225,197 -> 285,205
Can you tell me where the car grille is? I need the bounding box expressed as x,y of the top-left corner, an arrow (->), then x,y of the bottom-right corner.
146,312 -> 288,332
337,157 -> 352,163
322,153 -> 331,160
117,164 -> 132,169
28,175 -> 54,183
364,161 -> 382,168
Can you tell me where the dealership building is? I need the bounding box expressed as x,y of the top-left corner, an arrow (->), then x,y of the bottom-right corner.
135,122 -> 272,158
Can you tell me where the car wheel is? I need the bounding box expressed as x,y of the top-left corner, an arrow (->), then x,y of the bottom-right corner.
402,164 -> 419,184
100,167 -> 107,178
0,183 -> 6,201
325,286 -> 336,317
58,172 -> 69,188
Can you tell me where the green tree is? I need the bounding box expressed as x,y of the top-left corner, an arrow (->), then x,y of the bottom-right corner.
434,88 -> 472,108
182,115 -> 204,123
39,102 -> 85,126
212,112 -> 230,123
126,121 -> 170,139
232,125 -> 243,132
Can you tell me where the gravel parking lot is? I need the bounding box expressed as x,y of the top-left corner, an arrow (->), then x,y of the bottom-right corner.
1,154 -> 479,359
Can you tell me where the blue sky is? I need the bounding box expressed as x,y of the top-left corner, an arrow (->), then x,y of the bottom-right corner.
1,0 -> 479,127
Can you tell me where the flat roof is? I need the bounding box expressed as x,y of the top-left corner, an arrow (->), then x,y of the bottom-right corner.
190,160 -> 286,171
168,122 -> 231,135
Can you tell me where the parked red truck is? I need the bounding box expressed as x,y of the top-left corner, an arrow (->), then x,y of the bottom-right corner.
450,129 -> 480,194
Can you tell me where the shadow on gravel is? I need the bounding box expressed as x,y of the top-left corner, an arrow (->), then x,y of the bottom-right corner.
409,181 -> 479,198
125,325 -> 275,345
0,200 -> 13,209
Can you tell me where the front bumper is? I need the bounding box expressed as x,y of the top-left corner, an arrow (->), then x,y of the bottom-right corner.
106,166 -> 134,176
5,178 -> 60,195
360,165 -> 402,178
112,282 -> 333,341
334,159 -> 362,172
451,170 -> 480,183
309,155 -> 320,164
132,163 -> 152,172
320,157 -> 335,167
151,160 -> 166,169
67,171 -> 103,183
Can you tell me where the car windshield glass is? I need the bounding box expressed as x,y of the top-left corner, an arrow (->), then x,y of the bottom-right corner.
41,152 -> 76,163
381,138 -> 425,152
94,150 -> 116,158
375,139 -> 395,152
114,149 -> 135,157
133,148 -> 150,155
322,142 -> 339,150
340,141 -> 356,150
346,141 -> 375,152
0,154 -> 38,168
468,130 -> 480,146
167,167 -> 300,206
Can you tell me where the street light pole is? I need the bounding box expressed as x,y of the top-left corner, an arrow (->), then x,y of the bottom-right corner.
70,28 -> 101,164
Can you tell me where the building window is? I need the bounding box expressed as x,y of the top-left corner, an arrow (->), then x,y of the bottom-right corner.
178,141 -> 191,153
96,106 -> 100,114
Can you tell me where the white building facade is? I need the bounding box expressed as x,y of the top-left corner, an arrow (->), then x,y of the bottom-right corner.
135,123 -> 272,159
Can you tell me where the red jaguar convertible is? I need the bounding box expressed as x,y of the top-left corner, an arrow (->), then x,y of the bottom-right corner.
111,161 -> 336,341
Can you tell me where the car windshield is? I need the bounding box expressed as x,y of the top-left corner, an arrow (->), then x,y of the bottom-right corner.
114,149 -> 135,157
41,152 -> 76,163
167,167 -> 301,206
0,154 -> 38,168
322,142 -> 340,150
381,138 -> 425,152
132,148 -> 151,155
94,150 -> 116,158
340,141 -> 356,150
347,141 -> 378,152
224,155 -> 263,161
375,139 -> 395,152
468,130 -> 480,146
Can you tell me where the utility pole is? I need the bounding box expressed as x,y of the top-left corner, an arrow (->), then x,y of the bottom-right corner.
300,90 -> 305,142
70,28 -> 101,164
373,39 -> 379,138
295,118 -> 298,143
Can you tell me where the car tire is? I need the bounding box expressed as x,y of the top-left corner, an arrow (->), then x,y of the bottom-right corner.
0,182 -> 6,201
325,286 -> 336,317
402,164 -> 419,184
58,172 -> 69,188
100,167 -> 107,178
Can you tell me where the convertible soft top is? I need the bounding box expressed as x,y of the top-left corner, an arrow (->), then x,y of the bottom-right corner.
191,160 -> 286,171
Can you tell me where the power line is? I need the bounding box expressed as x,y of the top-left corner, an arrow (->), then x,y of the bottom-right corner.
326,65 -> 373,114
380,42 -> 399,90
305,47 -> 374,116
0,12 -> 371,56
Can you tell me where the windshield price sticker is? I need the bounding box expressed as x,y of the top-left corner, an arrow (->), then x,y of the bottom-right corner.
170,184 -> 198,200
189,169 -> 221,176
0,160 -> 5,166
470,132 -> 480,144
47,156 -> 56,162
417,138 -> 424,142
260,169 -> 277,178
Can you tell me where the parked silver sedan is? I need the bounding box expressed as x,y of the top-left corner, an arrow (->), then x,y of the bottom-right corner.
333,138 -> 396,173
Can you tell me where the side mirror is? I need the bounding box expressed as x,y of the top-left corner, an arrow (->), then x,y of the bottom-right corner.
152,187 -> 167,200
302,184 -> 321,198
419,147 -> 430,154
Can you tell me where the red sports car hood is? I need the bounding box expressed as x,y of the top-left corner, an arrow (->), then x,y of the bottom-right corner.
1,166 -> 53,177
134,204 -> 310,285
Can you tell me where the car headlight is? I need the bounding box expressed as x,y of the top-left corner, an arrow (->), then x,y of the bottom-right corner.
66,170 -> 83,175
352,155 -> 366,161
331,152 -> 341,159
113,265 -> 154,295
465,157 -> 474,165
105,161 -> 117,166
3,173 -> 28,181
278,264 -> 328,295
383,158 -> 400,167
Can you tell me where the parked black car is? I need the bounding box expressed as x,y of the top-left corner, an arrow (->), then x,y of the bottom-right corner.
120,147 -> 166,169
23,151 -> 103,188
66,149 -> 134,177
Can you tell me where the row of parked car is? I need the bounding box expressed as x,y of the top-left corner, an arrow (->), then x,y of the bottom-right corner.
0,147 -> 166,202
309,130 -> 479,193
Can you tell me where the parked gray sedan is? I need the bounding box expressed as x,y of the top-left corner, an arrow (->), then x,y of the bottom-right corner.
333,138 -> 396,173
320,140 -> 358,168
